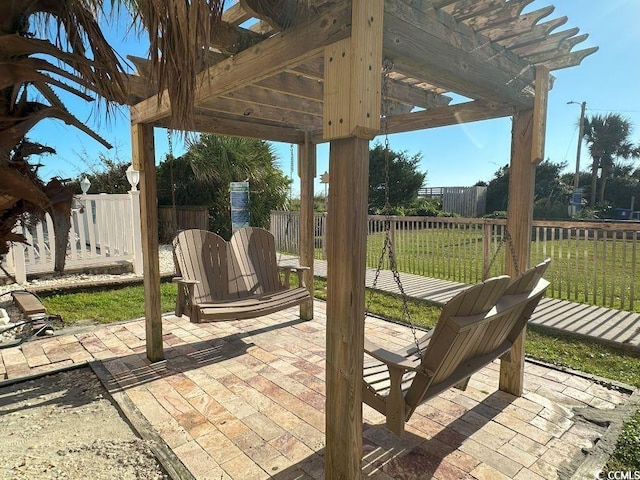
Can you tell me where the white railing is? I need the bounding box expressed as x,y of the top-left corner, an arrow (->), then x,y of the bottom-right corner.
3,192 -> 142,283
270,211 -> 640,312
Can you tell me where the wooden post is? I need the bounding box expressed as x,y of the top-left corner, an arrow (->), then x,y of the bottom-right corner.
323,1 -> 382,477
131,123 -> 163,362
482,222 -> 491,280
499,109 -> 534,394
500,66 -> 549,395
298,134 -> 315,320
326,137 -> 369,479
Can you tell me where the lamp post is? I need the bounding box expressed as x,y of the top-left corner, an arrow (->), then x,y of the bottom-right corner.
80,176 -> 91,194
126,165 -> 140,191
567,101 -> 586,189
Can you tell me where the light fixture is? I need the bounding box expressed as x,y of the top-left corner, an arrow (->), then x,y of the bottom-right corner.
126,165 -> 140,191
80,176 -> 91,194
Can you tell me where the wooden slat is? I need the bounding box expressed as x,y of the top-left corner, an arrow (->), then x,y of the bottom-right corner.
497,17 -> 568,49
476,6 -> 555,40
257,71 -> 323,101
444,0 -> 505,22
462,0 -> 535,30
130,1 -> 352,124
12,291 -> 47,315
383,0 -> 536,108
199,95 -> 322,129
222,85 -> 322,115
385,101 -> 514,134
222,2 -> 252,26
155,111 -> 306,144
511,28 -> 581,57
531,47 -> 598,71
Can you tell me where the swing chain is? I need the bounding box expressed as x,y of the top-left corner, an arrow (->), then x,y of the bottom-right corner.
484,224 -> 521,278
504,228 -> 521,276
167,128 -> 174,158
381,58 -> 393,212
367,58 -> 424,360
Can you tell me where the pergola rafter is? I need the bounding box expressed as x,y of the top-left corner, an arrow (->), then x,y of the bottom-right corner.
127,1 -> 596,478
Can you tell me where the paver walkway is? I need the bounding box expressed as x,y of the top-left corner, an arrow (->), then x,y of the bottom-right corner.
0,304 -> 634,479
280,255 -> 640,350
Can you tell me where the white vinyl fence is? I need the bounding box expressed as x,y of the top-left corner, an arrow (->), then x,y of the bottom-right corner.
2,193 -> 143,283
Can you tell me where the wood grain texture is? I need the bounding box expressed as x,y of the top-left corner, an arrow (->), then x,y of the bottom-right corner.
132,123 -> 163,362
298,137 -> 315,320
499,108 -> 536,395
325,137 -> 369,480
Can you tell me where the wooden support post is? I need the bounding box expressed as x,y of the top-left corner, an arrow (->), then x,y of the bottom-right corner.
298,134 -> 315,320
500,66 -> 549,395
131,123 -> 163,362
323,1 -> 382,477
500,109 -> 536,395
326,137 -> 369,480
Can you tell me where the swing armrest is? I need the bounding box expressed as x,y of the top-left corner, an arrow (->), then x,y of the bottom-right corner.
277,265 -> 310,289
364,339 -> 432,375
172,277 -> 200,317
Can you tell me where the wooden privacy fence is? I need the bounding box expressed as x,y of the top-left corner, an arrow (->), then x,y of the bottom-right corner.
270,211 -> 640,312
442,186 -> 487,217
158,205 -> 209,242
2,193 -> 143,283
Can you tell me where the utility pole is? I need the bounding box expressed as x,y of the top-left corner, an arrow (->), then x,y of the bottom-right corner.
568,101 -> 586,188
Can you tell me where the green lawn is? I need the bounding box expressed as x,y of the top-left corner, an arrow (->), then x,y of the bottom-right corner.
40,278 -> 640,471
41,282 -> 178,324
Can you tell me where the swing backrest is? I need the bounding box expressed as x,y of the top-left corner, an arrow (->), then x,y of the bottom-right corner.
173,229 -> 235,303
230,227 -> 283,296
404,262 -> 550,417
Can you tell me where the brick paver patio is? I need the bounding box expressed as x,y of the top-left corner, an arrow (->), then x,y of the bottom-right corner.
0,303 -> 632,479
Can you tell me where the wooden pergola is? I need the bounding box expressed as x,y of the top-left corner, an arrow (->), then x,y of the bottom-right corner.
127,1 -> 595,478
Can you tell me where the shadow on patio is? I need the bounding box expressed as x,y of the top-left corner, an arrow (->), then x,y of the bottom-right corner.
1,304 -> 632,479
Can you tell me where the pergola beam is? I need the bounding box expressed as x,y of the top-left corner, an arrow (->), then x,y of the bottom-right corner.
383,0 -> 537,108
385,100 -> 513,134
130,1 -> 351,125
223,84 -> 323,115
155,112 -> 306,143
199,96 -> 322,129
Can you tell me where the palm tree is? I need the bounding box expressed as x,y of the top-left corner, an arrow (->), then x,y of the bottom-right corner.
157,134 -> 290,239
582,113 -> 640,206
0,0 -> 227,269
1,0 -> 308,272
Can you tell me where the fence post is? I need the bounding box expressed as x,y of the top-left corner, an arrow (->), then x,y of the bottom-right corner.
9,235 -> 27,284
482,222 -> 491,280
322,213 -> 327,260
389,217 -> 397,262
130,190 -> 144,275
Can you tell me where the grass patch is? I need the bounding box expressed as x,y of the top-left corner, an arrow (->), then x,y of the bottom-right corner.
41,282 -> 178,324
606,409 -> 640,471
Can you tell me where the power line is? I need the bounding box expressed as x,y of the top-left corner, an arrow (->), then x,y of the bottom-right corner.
585,108 -> 640,113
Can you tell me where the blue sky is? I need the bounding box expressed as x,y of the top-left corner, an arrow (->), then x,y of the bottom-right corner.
35,1 -> 640,198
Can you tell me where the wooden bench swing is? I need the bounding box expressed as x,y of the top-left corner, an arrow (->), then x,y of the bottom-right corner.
362,259 -> 550,435
172,227 -> 311,323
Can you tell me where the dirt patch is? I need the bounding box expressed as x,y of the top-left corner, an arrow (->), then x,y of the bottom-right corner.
0,368 -> 169,480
